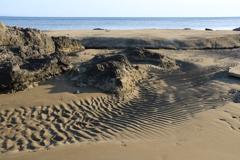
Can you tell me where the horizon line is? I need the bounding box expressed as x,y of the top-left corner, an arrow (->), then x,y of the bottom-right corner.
0,16 -> 240,18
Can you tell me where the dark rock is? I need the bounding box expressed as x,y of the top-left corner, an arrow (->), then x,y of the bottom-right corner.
52,36 -> 85,53
2,45 -> 46,59
124,48 -> 178,68
233,91 -> 240,103
184,28 -> 192,30
0,22 -> 55,53
72,54 -> 145,95
0,22 -> 85,93
233,27 -> 240,31
205,28 -> 214,31
0,48 -> 72,92
93,28 -> 105,30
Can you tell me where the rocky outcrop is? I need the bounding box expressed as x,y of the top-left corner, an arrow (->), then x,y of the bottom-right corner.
0,47 -> 72,92
0,22 -> 55,53
52,36 -> 85,53
79,35 -> 240,50
72,54 -> 145,95
0,22 -> 85,93
124,48 -> 178,68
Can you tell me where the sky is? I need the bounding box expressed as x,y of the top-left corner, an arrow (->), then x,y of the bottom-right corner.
0,0 -> 240,17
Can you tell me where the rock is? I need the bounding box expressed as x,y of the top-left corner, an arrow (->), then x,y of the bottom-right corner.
233,91 -> 240,103
72,54 -> 145,95
184,28 -> 192,30
93,28 -> 105,30
205,28 -> 214,31
124,48 -> 178,68
0,23 -> 86,93
229,64 -> 240,78
0,48 -> 72,92
0,23 -> 55,53
2,45 -> 46,59
79,35 -> 240,50
52,36 -> 85,53
233,27 -> 240,31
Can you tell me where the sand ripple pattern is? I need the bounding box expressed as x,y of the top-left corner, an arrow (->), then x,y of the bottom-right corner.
0,62 -> 235,153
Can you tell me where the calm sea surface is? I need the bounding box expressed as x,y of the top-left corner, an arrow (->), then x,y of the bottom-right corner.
0,17 -> 239,30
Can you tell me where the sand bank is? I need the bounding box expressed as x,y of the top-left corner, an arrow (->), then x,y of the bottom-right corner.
44,29 -> 240,49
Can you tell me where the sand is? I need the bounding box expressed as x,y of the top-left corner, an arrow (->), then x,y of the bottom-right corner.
43,29 -> 239,40
44,29 -> 240,49
1,29 -> 240,160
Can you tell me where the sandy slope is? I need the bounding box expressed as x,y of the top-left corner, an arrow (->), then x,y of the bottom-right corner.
1,30 -> 240,160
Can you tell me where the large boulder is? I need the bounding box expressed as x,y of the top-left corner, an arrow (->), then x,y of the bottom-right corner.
0,23 -> 55,53
0,47 -> 72,92
72,54 -> 145,95
52,36 -> 85,53
124,48 -> 178,68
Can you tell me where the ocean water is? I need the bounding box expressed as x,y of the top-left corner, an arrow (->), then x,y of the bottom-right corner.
0,17 -> 240,30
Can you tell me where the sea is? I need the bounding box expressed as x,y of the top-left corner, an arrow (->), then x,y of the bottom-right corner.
0,17 -> 240,31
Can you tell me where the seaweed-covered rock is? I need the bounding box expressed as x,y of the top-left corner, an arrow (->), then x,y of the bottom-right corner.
0,23 -> 55,53
0,47 -> 72,93
52,36 -> 85,53
72,54 -> 145,95
124,48 -> 178,68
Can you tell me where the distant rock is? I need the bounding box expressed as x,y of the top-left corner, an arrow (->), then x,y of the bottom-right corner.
52,36 -> 85,53
124,48 -> 178,69
93,28 -> 105,30
205,28 -> 214,31
184,28 -> 192,30
72,54 -> 146,95
233,27 -> 240,31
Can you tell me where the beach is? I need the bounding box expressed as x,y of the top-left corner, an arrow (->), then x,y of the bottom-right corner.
1,28 -> 240,160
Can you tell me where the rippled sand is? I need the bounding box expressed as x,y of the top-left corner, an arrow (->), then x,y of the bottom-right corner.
1,48 -> 240,160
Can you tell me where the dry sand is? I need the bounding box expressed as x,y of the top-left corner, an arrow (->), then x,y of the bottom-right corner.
1,30 -> 240,160
44,29 -> 239,40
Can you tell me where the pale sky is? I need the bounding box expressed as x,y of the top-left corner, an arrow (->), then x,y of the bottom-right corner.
0,0 -> 240,17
